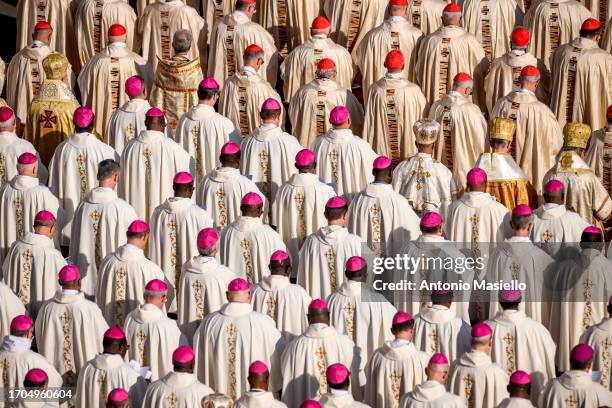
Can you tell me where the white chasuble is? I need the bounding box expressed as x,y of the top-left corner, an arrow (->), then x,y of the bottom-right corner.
531,203 -> 589,259
406,0 -> 446,35
413,305 -> 471,363
142,371 -> 214,407
235,389 -> 287,408
318,391 -> 370,407
323,0 -> 387,53
580,316 -> 612,390
0,132 -> 48,185
105,99 -> 152,156
399,380 -> 467,407
539,369 -> 612,407
0,283 -> 26,340
586,127 -> 612,196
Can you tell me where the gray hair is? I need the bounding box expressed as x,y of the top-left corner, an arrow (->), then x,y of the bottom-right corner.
198,246 -> 216,257
97,159 -> 120,181
173,29 -> 193,53
317,68 -> 336,79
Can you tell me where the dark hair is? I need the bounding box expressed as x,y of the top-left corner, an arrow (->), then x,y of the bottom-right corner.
420,224 -> 441,234
98,159 -> 120,181
145,115 -> 166,129
126,231 -> 148,240
345,265 -> 367,280
270,259 -> 291,274
391,319 -> 415,333
173,182 -> 194,195
489,138 -> 510,149
198,87 -> 219,101
580,27 -> 603,38
75,122 -> 94,133
431,290 -> 453,304
324,205 -> 348,221
499,300 -> 521,310
329,377 -> 350,390
570,356 -> 592,370
240,204 -> 262,214
260,108 -> 282,121
103,337 -> 127,350
220,152 -> 241,166
23,377 -> 47,389
235,0 -> 254,10
33,219 -> 55,229
510,213 -> 532,230
10,328 -> 30,337
542,190 -> 564,203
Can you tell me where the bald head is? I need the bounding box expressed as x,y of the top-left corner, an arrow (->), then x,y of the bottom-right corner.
173,29 -> 193,53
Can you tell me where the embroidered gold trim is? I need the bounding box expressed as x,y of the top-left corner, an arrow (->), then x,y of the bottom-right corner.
329,149 -> 339,184
114,267 -> 127,326
315,90 -> 327,137
439,38 -> 451,99
93,0 -> 104,54
168,219 -> 179,290
238,86 -> 249,136
480,1 -> 492,62
325,248 -> 338,291
428,329 -> 438,353
390,370 -> 401,408
192,280 -> 204,320
582,277 -> 593,330
463,374 -> 474,408
215,187 -> 228,230
90,210 -> 102,268
29,58 -> 41,95
0,359 -> 8,389
258,150 -> 271,203
265,295 -> 277,320
411,0 -> 422,29
59,311 -> 75,386
0,154 -> 5,183
110,57 -> 120,110
441,106 -> 453,169
343,302 -> 355,341
315,346 -> 327,396
143,148 -> 152,219
386,88 -> 400,164
603,143 -> 612,193
346,0 -> 362,52
226,323 -> 238,399
160,11 -> 171,60
18,249 -> 33,307
136,329 -> 147,368
76,154 -> 88,198
549,4 -> 560,54
502,332 -> 515,375
565,47 -> 581,123
294,192 -> 306,243
226,26 -> 236,77
600,337 -> 611,389
369,204 -> 382,256
240,239 -> 254,283
191,126 -> 203,181
14,196 -> 24,240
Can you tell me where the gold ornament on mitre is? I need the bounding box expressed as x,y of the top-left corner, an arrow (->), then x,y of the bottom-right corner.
563,122 -> 591,149
489,117 -> 516,142
42,52 -> 70,80
202,393 -> 233,408
413,119 -> 441,145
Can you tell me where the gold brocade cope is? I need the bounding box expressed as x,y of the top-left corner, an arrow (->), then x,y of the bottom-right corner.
485,179 -> 538,211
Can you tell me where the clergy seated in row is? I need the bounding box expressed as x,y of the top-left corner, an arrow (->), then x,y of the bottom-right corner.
178,228 -> 236,341
197,142 -> 266,231
241,98 -> 302,208
120,108 -> 194,222
24,52 -> 79,166
150,30 -> 203,132
2,210 -> 65,318
586,105 -> 612,196
35,265 -> 108,387
0,283 -> 25,340
392,120 -> 456,218
251,250 -> 311,341
580,296 -> 612,391
78,24 -> 152,139
193,278 -> 282,400
281,16 -> 353,102
49,106 -> 118,247
96,220 -> 164,327
290,58 -> 363,148
175,77 -> 240,184
0,153 -> 60,264
312,106 -> 377,200
544,122 -> 612,226
235,361 -> 287,407
297,196 -> 362,300
539,343 -> 612,407
219,44 -> 283,138
219,192 -> 285,283
428,72 -> 487,191
143,345 -> 214,406
318,363 -> 370,407
400,353 -> 465,407
364,50 -> 427,165
281,299 -> 363,405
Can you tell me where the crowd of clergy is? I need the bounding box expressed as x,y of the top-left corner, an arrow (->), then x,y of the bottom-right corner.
0,0 -> 612,405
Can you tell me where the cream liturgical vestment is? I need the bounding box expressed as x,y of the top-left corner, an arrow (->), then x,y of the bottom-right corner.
143,371 -> 213,407
96,244 -> 166,327
399,380 -> 466,407
407,0 -> 446,35
364,75 -> 428,163
251,275 -> 311,341
604,18 -> 612,52
280,323 -> 363,405
580,316 -> 612,390
413,305 -> 471,363
297,225 -> 363,300
208,11 -> 278,88
323,0 -> 387,53
586,127 -> 612,195
175,104 -> 241,184
178,255 -> 237,341
235,389 -> 287,408
105,99 -> 152,155
280,36 -> 354,101
193,302 -> 283,400
120,129 -> 194,222
428,92 -> 487,190
348,182 -> 421,256
539,369 -> 612,407
318,391 -> 370,407
124,303 -> 187,381
289,79 -> 364,148
219,216 -> 286,284
312,129 -> 377,199
0,132 -> 48,185
364,339 -> 430,408
0,283 -> 25,340
531,203 -> 589,259
200,0 -> 233,42
2,233 -> 65,317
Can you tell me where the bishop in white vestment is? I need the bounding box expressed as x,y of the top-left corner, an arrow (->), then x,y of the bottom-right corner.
235,361 -> 287,407
317,362 -> 370,407
494,371 -> 537,408
0,283 -> 26,341
580,299 -> 612,390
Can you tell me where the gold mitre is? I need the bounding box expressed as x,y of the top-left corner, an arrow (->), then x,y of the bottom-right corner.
489,117 -> 516,141
563,122 -> 591,149
42,52 -> 69,80
413,119 -> 441,144
201,393 -> 233,408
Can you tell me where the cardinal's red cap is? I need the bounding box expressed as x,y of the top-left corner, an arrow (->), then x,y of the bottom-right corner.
511,27 -> 530,47
311,16 -> 330,29
384,50 -> 404,70
581,18 -> 601,30
108,24 -> 126,37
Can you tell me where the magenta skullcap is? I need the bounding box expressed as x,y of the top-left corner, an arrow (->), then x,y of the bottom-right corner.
241,192 -> 263,206
500,289 -> 522,302
197,227 -> 218,249
270,250 -> 289,262
308,299 -> 328,310
326,363 -> 349,385
373,156 -> 392,170
173,171 -> 194,184
571,343 -> 593,362
513,204 -> 532,217
300,401 -> 321,408
145,107 -> 164,117
144,279 -> 168,293
295,149 -> 315,166
104,326 -> 126,340
0,106 -> 14,126
429,353 -> 449,365
10,315 -> 33,331
329,106 -> 350,126
107,388 -> 129,403
35,210 -> 56,222
345,256 -> 366,272
471,322 -> 492,339
420,211 -> 442,229
392,311 -> 413,326
25,369 -> 48,383
221,142 -> 240,155
17,153 -> 37,165
172,345 -> 195,364
248,360 -> 269,374
543,179 -> 564,193
326,196 -> 346,209
58,264 -> 80,282
584,226 -> 602,234
261,98 -> 281,110
466,167 -> 487,186
509,370 -> 531,385
73,106 -> 94,128
228,278 -> 250,292
200,77 -> 220,89
125,76 -> 143,98
127,220 -> 149,233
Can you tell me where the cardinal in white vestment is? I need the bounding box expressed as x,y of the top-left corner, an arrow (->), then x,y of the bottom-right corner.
124,279 -> 187,381
364,312 -> 430,407
539,343 -> 612,407
580,298 -> 612,390
193,278 -> 283,399
235,361 -> 287,407
48,107 -> 118,245
586,107 -> 612,195
120,108 -> 194,222
297,196 -> 363,300
1,211 -> 65,317
323,0 -> 387,53
312,106 -> 377,200
495,371 -> 537,408
0,283 -> 25,341
280,299 -> 364,405
280,17 -> 354,101
75,326 -> 147,408
143,345 -> 214,406
289,59 -> 363,148
273,149 -> 335,266
178,228 -> 237,341
317,363 -> 370,407
219,193 -> 286,284
251,251 -> 311,341
96,220 -> 165,326
35,265 -> 108,386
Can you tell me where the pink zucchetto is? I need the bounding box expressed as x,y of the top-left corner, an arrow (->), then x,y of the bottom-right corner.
11,315 -> 33,331
173,345 -> 195,364
145,107 -> 164,117
125,76 -> 143,98
262,98 -> 281,111
73,106 -> 94,128
326,363 -> 349,385
107,388 -> 129,403
127,220 -> 149,233
543,180 -> 564,193
58,264 -> 80,282
197,228 -> 218,249
228,278 -> 250,292
420,211 -> 442,228
308,299 -> 328,310
144,279 -> 168,294
300,401 -> 321,408
345,256 -> 366,272
0,106 -> 14,126
25,368 -> 48,383
104,326 -> 126,340
583,226 -> 602,234
471,322 -> 492,339
373,156 -> 392,170
35,210 -> 56,222
249,360 -> 269,374
221,142 -> 240,155
270,250 -> 289,262
466,167 -> 487,186
17,153 -> 37,165
392,311 -> 413,326
173,171 -> 194,184
326,196 -> 346,209
329,106 -> 350,125
296,149 -> 315,166
509,370 -> 531,385
429,353 -> 449,366
200,77 -> 220,89
512,204 -> 532,217
570,343 -> 593,362
500,289 -> 522,302
241,192 -> 263,206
